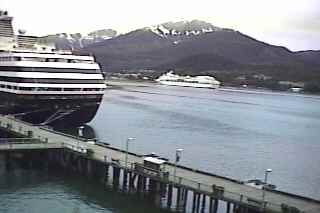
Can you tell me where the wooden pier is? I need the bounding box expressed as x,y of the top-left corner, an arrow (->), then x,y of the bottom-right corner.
0,115 -> 319,213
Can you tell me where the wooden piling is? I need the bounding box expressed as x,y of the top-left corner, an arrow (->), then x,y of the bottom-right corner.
142,176 -> 147,192
209,197 -> 213,213
86,158 -> 93,178
192,191 -> 197,213
167,184 -> 173,209
112,166 -> 120,189
183,189 -> 188,212
177,187 -> 182,210
104,164 -> 109,184
76,157 -> 82,173
213,199 -> 219,213
226,202 -> 231,213
201,194 -> 206,213
4,152 -> 11,171
123,170 -> 128,191
154,181 -> 162,207
137,175 -> 143,194
129,172 -> 136,191
196,192 -> 201,213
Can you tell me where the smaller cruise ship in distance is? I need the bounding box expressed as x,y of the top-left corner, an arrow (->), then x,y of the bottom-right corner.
156,71 -> 221,89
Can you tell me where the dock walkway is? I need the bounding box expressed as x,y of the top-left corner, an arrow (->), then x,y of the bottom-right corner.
0,115 -> 319,213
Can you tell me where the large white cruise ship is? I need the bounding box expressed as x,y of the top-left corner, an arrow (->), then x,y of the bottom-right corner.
0,10 -> 106,126
156,71 -> 220,89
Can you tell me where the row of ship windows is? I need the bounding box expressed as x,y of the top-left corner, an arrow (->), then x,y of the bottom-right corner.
20,95 -> 102,100
0,56 -> 95,64
0,84 -> 104,91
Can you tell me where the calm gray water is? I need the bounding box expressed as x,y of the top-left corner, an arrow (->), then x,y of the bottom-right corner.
0,167 -> 168,213
90,83 -> 320,199
1,83 -> 320,212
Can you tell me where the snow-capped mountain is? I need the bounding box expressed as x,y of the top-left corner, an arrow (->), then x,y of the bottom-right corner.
40,29 -> 117,50
147,20 -> 232,38
142,20 -> 233,46
85,19 -> 301,73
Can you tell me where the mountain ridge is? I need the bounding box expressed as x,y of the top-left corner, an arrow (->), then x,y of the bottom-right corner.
84,21 -> 311,72
40,19 -> 318,87
39,28 -> 118,49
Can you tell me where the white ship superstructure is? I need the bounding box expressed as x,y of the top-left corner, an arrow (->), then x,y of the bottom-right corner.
156,71 -> 220,89
0,52 -> 105,95
0,9 -> 106,125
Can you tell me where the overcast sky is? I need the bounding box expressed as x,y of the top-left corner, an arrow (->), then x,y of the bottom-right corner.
2,0 -> 319,51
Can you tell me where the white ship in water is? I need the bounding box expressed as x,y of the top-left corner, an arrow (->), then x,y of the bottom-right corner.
156,71 -> 220,89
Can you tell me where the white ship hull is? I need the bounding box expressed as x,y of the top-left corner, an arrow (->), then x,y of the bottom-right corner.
158,80 -> 220,89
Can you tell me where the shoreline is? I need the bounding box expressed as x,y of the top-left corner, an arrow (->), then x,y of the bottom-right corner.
106,79 -> 320,99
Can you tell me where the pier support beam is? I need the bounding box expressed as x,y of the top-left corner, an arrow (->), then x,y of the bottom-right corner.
137,175 -> 143,194
91,160 -> 97,178
86,158 -> 93,178
201,194 -> 206,213
213,199 -> 219,213
129,172 -> 136,192
226,202 -> 231,213
97,162 -> 106,183
77,157 -> 83,174
104,164 -> 110,184
176,187 -> 188,212
59,150 -> 67,168
209,197 -> 213,213
123,170 -> 128,191
177,187 -> 182,210
4,152 -> 12,171
183,189 -> 188,212
142,176 -> 147,192
192,192 -> 197,213
112,167 -> 120,189
148,179 -> 161,206
196,192 -> 201,213
167,184 -> 173,209
154,181 -> 162,207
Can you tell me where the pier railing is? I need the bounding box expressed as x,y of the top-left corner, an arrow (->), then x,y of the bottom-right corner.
165,171 -> 282,212
0,138 -> 41,143
101,157 -> 283,213
0,141 -> 63,150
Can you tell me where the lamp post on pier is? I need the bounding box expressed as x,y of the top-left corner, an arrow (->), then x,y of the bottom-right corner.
125,137 -> 135,169
78,126 -> 84,137
77,126 -> 84,150
262,168 -> 272,207
173,148 -> 183,183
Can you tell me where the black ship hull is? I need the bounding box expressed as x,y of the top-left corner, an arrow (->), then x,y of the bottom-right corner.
0,92 -> 103,126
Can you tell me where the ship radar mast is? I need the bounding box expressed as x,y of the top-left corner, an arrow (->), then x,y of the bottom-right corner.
0,9 -> 16,50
